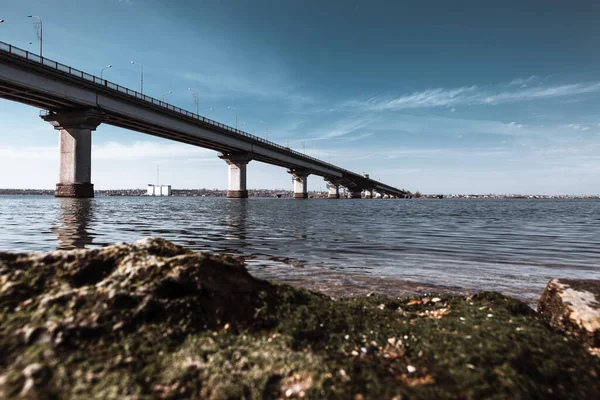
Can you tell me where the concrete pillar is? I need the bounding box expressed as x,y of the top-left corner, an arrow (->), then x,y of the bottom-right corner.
41,109 -> 103,198
364,189 -> 374,198
219,152 -> 252,198
326,181 -> 340,199
349,189 -> 362,199
288,169 -> 309,199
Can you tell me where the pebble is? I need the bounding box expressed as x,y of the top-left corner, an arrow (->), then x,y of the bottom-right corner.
407,365 -> 416,373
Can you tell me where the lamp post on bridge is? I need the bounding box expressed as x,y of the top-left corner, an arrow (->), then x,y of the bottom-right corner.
187,88 -> 199,115
259,120 -> 269,141
27,15 -> 42,58
100,65 -> 111,79
130,61 -> 143,94
227,106 -> 238,129
160,91 -> 172,101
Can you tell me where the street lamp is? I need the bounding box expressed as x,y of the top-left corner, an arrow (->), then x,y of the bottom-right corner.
160,91 -> 172,101
130,61 -> 143,94
259,120 -> 269,141
100,65 -> 111,79
228,106 -> 238,129
27,15 -> 42,58
187,88 -> 199,114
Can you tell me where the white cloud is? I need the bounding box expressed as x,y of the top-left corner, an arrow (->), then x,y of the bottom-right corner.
0,141 -> 217,161
344,80 -> 600,112
510,75 -> 539,86
93,141 -> 214,160
302,117 -> 372,142
345,132 -> 374,142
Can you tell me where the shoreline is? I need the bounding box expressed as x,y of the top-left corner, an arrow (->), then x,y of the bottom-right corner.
1,237 -> 598,398
1,190 -> 600,199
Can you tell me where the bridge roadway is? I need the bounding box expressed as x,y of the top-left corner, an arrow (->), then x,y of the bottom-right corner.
0,41 -> 410,199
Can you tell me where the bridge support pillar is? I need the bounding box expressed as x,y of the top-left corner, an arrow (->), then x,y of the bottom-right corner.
219,152 -> 252,198
326,181 -> 340,198
288,169 -> 309,199
364,189 -> 373,198
41,109 -> 103,198
349,189 -> 362,199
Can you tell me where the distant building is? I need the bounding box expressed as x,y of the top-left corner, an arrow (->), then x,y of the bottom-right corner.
147,184 -> 172,196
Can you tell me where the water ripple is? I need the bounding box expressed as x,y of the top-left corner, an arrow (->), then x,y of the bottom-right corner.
0,196 -> 599,300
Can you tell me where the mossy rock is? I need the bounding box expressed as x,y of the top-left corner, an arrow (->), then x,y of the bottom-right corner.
0,238 -> 598,399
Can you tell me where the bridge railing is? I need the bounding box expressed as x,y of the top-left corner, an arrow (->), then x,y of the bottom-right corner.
0,41 -> 410,193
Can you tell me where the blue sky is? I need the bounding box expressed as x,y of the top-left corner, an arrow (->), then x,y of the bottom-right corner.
1,0 -> 600,194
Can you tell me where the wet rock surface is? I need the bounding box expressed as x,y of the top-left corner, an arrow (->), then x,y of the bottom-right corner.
1,238 -> 599,399
538,278 -> 600,351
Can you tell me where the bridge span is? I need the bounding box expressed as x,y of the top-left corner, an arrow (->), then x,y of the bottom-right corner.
0,41 -> 410,199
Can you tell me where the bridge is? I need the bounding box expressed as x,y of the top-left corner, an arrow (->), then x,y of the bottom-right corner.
0,41 -> 411,199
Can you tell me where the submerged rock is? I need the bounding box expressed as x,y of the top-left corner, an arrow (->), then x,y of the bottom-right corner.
0,238 -> 599,399
538,278 -> 600,349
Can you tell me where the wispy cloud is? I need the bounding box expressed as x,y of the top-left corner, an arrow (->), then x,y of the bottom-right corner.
510,75 -> 539,86
345,132 -> 374,142
94,141 -> 214,160
178,71 -> 313,105
302,117 -> 373,142
0,141 -> 217,161
563,123 -> 592,131
343,79 -> 600,112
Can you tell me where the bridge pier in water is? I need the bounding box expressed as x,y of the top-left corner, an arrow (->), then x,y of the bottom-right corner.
219,153 -> 251,198
289,169 -> 309,199
42,109 -> 103,198
348,189 -> 362,199
326,180 -> 340,198
364,189 -> 374,198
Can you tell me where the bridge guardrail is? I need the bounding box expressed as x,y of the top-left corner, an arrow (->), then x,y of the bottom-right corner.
0,41 -> 407,194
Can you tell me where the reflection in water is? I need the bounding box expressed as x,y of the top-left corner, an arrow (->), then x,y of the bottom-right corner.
225,200 -> 248,243
53,198 -> 95,250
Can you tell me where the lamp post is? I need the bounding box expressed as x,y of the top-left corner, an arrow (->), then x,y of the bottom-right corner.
130,61 -> 143,94
227,106 -> 238,129
259,120 -> 269,141
27,15 -> 42,57
100,65 -> 111,79
187,88 -> 199,114
160,91 -> 172,101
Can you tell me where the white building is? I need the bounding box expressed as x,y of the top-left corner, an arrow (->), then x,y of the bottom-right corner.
147,184 -> 172,196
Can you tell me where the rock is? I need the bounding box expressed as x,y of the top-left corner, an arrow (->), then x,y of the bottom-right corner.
538,278 -> 600,348
0,239 -> 599,399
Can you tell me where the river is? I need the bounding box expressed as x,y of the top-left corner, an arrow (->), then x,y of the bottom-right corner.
1,196 -> 599,304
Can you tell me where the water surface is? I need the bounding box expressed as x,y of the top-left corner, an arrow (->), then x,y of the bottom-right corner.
1,196 -> 598,302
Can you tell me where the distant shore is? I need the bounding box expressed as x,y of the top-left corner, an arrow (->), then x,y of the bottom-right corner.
0,188 -> 598,199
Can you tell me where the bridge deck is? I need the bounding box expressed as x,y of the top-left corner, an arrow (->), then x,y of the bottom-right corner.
0,41 -> 409,196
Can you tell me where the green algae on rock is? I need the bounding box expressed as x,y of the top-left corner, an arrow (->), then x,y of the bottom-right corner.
0,238 -> 599,399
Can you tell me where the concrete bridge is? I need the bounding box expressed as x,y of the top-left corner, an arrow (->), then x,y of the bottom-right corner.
0,41 -> 410,199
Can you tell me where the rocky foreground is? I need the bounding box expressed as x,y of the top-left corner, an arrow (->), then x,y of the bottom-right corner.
0,239 -> 599,399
